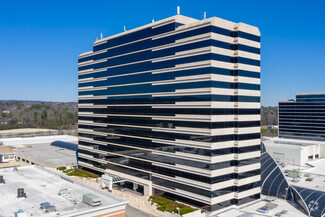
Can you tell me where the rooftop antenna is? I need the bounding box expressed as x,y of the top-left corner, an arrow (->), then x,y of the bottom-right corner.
100,33 -> 103,39
203,12 -> 206,20
124,26 -> 126,32
177,6 -> 180,15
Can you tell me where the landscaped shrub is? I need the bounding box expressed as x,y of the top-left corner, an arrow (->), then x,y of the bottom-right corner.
57,166 -> 66,171
151,198 -> 168,206
66,168 -> 99,178
180,207 -> 196,215
157,206 -> 165,212
150,195 -> 198,215
165,207 -> 176,213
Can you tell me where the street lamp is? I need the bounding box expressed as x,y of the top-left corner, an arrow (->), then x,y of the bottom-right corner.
176,207 -> 180,215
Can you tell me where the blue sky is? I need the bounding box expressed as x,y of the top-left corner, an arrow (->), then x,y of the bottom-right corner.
0,0 -> 325,106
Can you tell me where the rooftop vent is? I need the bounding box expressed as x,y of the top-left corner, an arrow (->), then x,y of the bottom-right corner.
82,193 -> 101,207
40,202 -> 51,209
58,188 -> 69,195
14,209 -> 28,217
45,205 -> 56,212
40,202 -> 56,212
17,188 -> 26,198
0,175 -> 5,184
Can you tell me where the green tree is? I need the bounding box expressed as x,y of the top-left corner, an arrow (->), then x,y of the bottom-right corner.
41,109 -> 48,120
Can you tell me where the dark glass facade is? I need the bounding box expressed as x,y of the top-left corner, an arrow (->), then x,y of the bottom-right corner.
260,142 -> 289,199
279,93 -> 325,140
78,15 -> 261,213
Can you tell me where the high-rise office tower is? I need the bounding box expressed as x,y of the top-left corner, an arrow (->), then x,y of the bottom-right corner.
279,93 -> 325,141
78,14 -> 261,214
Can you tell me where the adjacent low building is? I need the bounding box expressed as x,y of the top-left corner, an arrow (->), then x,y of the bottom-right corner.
0,135 -> 78,148
261,142 -> 325,217
0,166 -> 128,217
15,142 -> 77,168
0,135 -> 78,168
262,137 -> 325,166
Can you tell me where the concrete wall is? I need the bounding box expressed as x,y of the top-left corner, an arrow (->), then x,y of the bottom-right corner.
319,144 -> 325,158
183,210 -> 205,217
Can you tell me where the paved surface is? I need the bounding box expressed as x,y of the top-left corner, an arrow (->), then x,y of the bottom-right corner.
126,205 -> 156,217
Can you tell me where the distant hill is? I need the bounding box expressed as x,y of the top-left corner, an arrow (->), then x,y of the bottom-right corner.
261,106 -> 278,126
0,100 -> 77,103
0,101 -> 77,130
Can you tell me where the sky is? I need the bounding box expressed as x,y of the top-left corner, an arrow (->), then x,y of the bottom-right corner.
0,0 -> 325,106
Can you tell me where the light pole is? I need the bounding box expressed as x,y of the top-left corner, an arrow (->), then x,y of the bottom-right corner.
176,207 -> 180,215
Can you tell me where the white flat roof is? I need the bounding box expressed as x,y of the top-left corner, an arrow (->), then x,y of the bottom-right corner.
15,143 -> 77,167
279,158 -> 325,192
0,135 -> 77,148
213,195 -> 305,217
0,166 -> 127,217
296,93 -> 325,96
262,137 -> 325,148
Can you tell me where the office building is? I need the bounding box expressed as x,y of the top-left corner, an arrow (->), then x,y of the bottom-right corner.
279,93 -> 325,141
78,14 -> 261,214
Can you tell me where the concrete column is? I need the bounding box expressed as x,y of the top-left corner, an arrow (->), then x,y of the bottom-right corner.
143,185 -> 152,196
133,183 -> 138,191
108,177 -> 113,192
101,179 -> 106,189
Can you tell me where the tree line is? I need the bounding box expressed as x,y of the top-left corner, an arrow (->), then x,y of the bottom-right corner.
0,101 -> 78,130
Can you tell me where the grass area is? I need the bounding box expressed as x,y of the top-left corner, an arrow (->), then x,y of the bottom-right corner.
56,167 -> 99,178
150,195 -> 198,215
